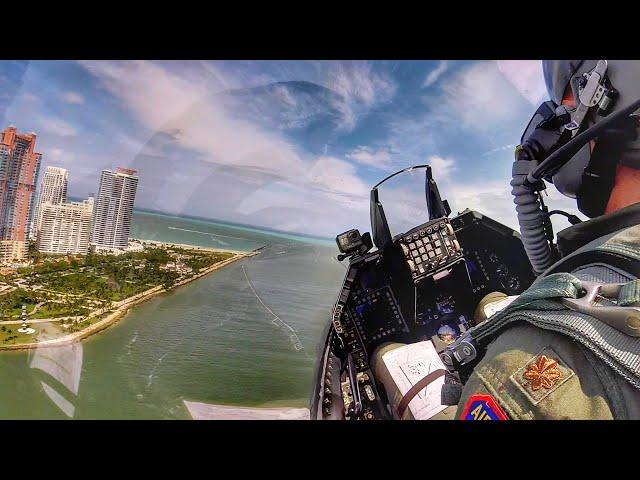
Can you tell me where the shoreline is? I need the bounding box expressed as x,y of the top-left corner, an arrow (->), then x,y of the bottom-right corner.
0,247 -> 259,352
131,238 -> 252,255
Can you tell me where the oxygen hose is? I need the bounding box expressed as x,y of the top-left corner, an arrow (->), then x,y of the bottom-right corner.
511,159 -> 552,275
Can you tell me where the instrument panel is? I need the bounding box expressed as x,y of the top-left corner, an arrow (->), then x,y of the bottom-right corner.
319,209 -> 535,420
331,209 -> 534,371
451,209 -> 533,298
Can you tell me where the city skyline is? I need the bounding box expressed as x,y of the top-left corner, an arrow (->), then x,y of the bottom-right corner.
0,124 -> 141,259
0,61 -> 580,239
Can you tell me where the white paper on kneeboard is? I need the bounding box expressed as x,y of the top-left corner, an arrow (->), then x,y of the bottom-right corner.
381,340 -> 447,419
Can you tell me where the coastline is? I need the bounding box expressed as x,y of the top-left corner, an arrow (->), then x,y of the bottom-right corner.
131,237 -> 252,256
0,247 -> 259,352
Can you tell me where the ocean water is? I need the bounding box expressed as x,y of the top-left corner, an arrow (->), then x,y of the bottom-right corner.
0,211 -> 345,419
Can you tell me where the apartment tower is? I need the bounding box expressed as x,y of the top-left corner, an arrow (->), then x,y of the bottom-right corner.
90,168 -> 139,250
33,166 -> 68,237
36,198 -> 94,255
0,126 -> 42,262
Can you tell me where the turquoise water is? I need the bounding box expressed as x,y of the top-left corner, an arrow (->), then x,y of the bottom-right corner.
0,211 -> 345,419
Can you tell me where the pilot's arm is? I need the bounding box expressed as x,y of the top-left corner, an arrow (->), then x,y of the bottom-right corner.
455,323 -> 636,420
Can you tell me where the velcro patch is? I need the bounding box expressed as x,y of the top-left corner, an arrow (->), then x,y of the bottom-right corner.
460,394 -> 508,420
509,346 -> 575,406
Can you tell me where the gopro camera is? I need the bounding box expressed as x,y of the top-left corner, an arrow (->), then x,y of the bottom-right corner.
336,229 -> 364,254
336,229 -> 372,261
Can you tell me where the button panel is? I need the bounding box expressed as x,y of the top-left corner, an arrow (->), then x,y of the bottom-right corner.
350,286 -> 406,347
399,218 -> 462,282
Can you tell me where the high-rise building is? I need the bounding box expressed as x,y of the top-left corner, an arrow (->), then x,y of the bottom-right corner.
0,126 -> 42,243
90,168 -> 139,250
36,198 -> 94,255
0,240 -> 26,264
32,166 -> 68,239
37,166 -> 68,206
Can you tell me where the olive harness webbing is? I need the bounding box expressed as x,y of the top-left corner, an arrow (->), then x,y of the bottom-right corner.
441,272 -> 640,390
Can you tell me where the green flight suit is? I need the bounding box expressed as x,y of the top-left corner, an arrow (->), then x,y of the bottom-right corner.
456,323 -> 640,419
455,219 -> 640,420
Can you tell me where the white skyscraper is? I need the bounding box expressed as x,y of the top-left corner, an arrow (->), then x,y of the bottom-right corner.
36,198 -> 94,255
38,166 -> 68,205
90,168 -> 139,250
32,166 -> 68,238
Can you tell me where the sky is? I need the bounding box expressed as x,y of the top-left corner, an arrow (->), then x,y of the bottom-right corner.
0,60 -> 579,238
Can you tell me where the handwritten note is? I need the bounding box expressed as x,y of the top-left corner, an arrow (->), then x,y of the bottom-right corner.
382,341 -> 447,419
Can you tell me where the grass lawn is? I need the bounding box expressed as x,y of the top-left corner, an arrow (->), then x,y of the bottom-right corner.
0,322 -> 58,345
31,302 -> 89,319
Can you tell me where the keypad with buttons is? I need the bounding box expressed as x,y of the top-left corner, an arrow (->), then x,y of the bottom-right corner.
399,217 -> 461,281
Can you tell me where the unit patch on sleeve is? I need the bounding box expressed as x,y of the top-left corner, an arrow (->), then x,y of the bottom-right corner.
460,394 -> 508,420
509,346 -> 575,405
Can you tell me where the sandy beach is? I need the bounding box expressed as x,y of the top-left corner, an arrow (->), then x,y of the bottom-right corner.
131,238 -> 251,255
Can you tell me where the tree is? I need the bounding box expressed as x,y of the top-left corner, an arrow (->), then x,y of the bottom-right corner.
27,241 -> 42,264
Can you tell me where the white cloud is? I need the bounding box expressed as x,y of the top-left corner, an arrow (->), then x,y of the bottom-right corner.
437,61 -> 529,132
21,92 -> 39,103
444,177 -> 581,234
80,61 -> 305,174
384,60 -> 556,233
427,155 -> 455,181
62,91 -> 85,104
47,147 -> 73,164
234,180 -> 370,236
80,61 -> 207,132
482,144 -> 517,156
386,60 -> 538,169
306,156 -> 369,200
446,180 -> 516,227
77,60 -> 378,237
271,84 -> 297,107
423,60 -> 449,88
346,146 -> 393,170
325,61 -> 397,130
496,60 -> 548,105
422,151 -> 581,235
233,156 -> 370,235
38,116 -> 77,137
328,62 -> 396,106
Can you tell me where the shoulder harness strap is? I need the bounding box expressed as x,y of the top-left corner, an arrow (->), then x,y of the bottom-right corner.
441,272 -> 640,390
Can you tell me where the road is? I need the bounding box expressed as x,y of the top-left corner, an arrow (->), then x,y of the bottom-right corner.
0,316 -> 82,325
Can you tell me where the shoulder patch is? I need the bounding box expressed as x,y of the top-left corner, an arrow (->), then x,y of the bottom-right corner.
509,346 -> 575,405
460,394 -> 508,420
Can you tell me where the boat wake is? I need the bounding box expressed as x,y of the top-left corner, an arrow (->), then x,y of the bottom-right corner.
167,226 -> 247,241
146,352 -> 170,389
241,265 -> 307,356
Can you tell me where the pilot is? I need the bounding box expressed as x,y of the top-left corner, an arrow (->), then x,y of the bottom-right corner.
455,60 -> 640,420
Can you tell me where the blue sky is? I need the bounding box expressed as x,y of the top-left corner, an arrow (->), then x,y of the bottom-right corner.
0,60 -> 578,237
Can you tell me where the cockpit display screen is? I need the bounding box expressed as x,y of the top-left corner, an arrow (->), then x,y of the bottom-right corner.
351,287 -> 406,342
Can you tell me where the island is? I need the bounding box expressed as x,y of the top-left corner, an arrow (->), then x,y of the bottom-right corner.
0,240 -> 259,350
